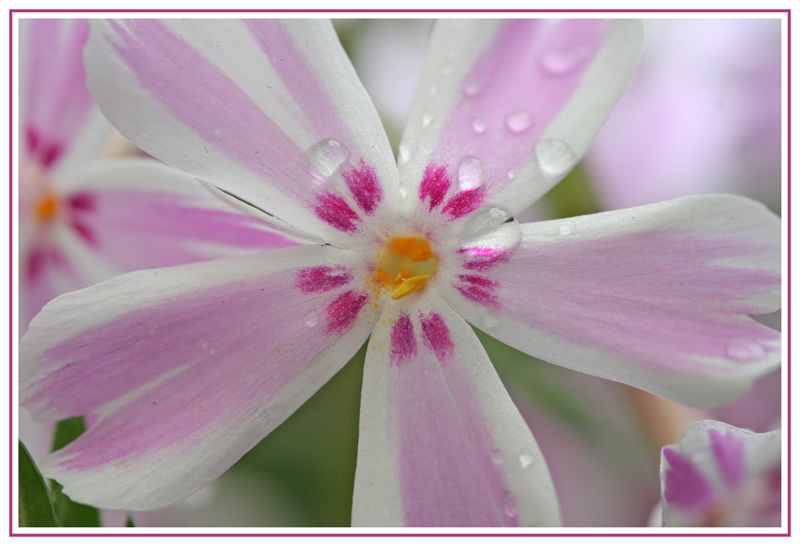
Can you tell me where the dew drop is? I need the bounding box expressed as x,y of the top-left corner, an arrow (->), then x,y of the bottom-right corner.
490,449 -> 505,465
502,492 -> 518,518
482,312 -> 500,329
457,156 -> 485,191
535,139 -> 575,177
726,340 -> 766,361
558,220 -> 576,236
421,110 -> 434,127
489,207 -> 511,225
201,341 -> 209,349
304,310 -> 319,328
398,138 -> 418,164
519,448 -> 535,469
429,83 -> 437,96
471,117 -> 487,135
506,110 -> 532,133
540,45 -> 590,76
308,139 -> 350,183
506,169 -> 516,179
463,79 -> 479,97
443,65 -> 453,77
446,50 -> 456,60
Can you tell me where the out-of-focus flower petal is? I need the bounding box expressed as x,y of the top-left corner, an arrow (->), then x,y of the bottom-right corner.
660,420 -> 781,526
84,19 -> 400,243
352,295 -> 559,526
21,245 -> 377,509
399,19 -> 641,219
443,195 -> 780,406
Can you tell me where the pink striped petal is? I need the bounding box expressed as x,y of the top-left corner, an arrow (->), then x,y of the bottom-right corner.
20,245 -> 376,509
400,19 -> 641,218
442,195 -> 781,406
84,19 -> 400,244
20,19 -> 112,175
660,420 -> 781,527
352,295 -> 559,526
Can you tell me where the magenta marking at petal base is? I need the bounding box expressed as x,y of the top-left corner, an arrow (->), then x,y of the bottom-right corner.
456,285 -> 501,310
295,266 -> 353,294
390,313 -> 417,365
441,187 -> 486,219
69,220 -> 97,247
343,158 -> 382,215
419,313 -> 454,362
66,191 -> 96,211
418,163 -> 451,211
313,192 -> 361,233
709,428 -> 746,489
390,321 -> 517,525
324,290 -> 368,335
107,20 -> 313,204
662,447 -> 713,511
24,127 -> 65,169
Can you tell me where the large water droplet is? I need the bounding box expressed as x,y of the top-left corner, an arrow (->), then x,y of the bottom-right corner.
308,139 -> 350,183
506,169 -> 516,180
304,310 -> 319,328
536,139 -> 575,177
458,156 -> 485,191
519,448 -> 535,469
421,110 -> 434,127
398,138 -> 418,164
502,492 -> 518,518
506,110 -> 532,133
471,117 -> 487,135
540,45 -> 590,76
482,312 -> 500,329
463,79 -> 479,97
558,220 -> 576,236
726,340 -> 766,361
490,449 -> 505,465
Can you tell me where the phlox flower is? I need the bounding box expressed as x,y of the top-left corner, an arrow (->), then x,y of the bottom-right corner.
660,420 -> 781,526
20,19 -> 781,526
18,19 -> 297,332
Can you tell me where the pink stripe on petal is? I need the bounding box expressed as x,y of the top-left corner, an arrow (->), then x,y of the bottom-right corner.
325,291 -> 368,335
314,192 -> 361,233
441,187 -> 486,219
343,158 -> 382,215
390,314 -> 417,365
662,447 -> 713,511
295,266 -> 353,294
107,20 -> 311,204
419,163 -> 451,211
419,312 -> 455,362
709,428 -> 746,489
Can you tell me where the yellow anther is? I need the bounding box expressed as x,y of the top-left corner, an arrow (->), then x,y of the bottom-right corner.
391,275 -> 431,300
34,191 -> 60,223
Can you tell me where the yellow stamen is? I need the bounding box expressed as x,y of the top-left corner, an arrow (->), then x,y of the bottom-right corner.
34,192 -> 60,223
391,275 -> 431,300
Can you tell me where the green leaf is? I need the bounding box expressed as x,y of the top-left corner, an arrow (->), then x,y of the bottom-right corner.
537,163 -> 602,218
18,441 -> 57,527
49,417 -> 101,527
126,515 -> 136,527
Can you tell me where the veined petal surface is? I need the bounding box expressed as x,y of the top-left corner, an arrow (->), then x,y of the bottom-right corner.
400,19 -> 642,219
443,195 -> 781,406
352,293 -> 560,527
20,245 -> 377,510
84,19 -> 400,243
660,420 -> 781,526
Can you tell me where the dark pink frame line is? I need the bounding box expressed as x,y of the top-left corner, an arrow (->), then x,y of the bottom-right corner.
7,8 -> 792,538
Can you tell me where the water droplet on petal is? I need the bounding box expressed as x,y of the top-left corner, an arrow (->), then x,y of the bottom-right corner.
506,169 -> 516,179
463,79 -> 479,97
304,310 -> 319,328
308,139 -> 350,183
421,110 -> 434,127
506,110 -> 532,133
482,312 -> 500,329
489,207 -> 510,225
429,83 -> 437,96
502,492 -> 518,517
540,45 -> 590,76
519,448 -> 535,468
471,117 -> 487,135
446,50 -> 456,60
490,449 -> 505,465
558,220 -> 576,236
443,65 -> 453,77
398,138 -> 418,164
458,156 -> 485,191
726,340 -> 766,361
536,139 -> 575,177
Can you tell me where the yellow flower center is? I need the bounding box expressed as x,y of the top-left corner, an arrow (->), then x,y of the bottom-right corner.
34,191 -> 60,224
374,236 -> 438,300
